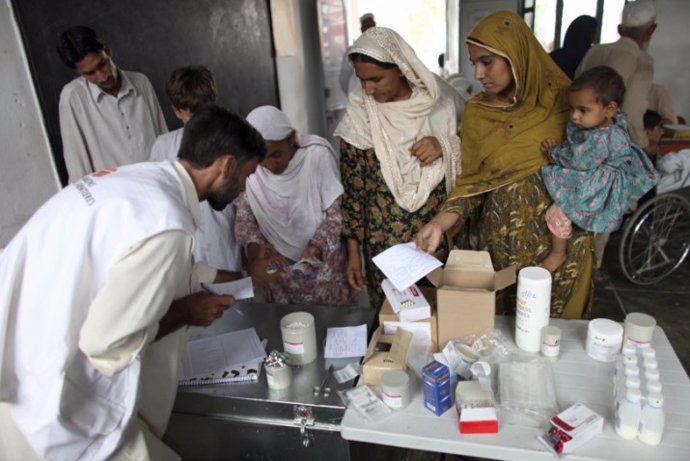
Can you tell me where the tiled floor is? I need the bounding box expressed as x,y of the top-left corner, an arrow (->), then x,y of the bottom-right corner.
351,229 -> 690,460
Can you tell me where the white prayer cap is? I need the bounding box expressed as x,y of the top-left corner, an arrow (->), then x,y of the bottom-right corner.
621,0 -> 656,28
246,105 -> 294,141
360,12 -> 375,23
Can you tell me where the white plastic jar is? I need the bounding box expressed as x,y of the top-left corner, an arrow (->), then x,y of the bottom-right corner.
586,319 -> 623,362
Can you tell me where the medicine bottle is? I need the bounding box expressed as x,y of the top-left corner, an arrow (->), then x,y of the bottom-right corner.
615,387 -> 642,440
638,392 -> 664,446
515,267 -> 552,352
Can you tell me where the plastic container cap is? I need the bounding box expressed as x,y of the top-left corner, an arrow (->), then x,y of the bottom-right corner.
518,266 -> 552,286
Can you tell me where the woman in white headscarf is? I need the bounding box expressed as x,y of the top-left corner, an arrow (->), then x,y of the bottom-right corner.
235,105 -> 354,305
334,27 -> 461,309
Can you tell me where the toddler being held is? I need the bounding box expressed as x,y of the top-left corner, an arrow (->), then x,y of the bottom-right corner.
540,66 -> 658,272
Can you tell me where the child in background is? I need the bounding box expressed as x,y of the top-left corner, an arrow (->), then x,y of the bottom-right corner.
644,109 -> 690,194
149,66 -> 244,277
539,66 -> 658,272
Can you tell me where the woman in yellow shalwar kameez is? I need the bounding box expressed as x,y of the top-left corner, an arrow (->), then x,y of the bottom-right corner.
416,11 -> 594,318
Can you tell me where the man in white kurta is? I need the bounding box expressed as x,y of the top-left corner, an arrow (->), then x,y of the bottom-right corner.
57,26 -> 168,183
150,129 -> 242,272
0,105 -> 264,460
576,0 -> 657,150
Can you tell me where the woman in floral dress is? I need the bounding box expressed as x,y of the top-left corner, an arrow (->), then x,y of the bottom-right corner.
236,105 -> 353,305
334,27 -> 462,309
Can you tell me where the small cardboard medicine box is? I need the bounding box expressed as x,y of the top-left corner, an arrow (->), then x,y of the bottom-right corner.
539,402 -> 603,454
422,360 -> 453,416
379,286 -> 439,352
362,326 -> 413,386
426,250 -> 515,347
381,279 -> 431,322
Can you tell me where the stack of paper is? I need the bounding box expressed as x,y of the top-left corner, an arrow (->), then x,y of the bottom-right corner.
179,328 -> 266,386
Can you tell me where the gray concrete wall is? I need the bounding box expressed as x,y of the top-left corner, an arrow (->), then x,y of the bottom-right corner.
0,0 -> 60,247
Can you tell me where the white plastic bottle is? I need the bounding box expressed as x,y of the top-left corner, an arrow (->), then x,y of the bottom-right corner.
641,347 -> 656,361
615,363 -> 640,399
515,267 -> 552,352
638,392 -> 665,446
646,379 -> 663,396
615,377 -> 641,411
614,353 -> 638,388
615,388 -> 642,439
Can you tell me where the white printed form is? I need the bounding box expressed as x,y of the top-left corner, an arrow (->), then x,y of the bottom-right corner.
372,242 -> 442,291
202,276 -> 254,300
324,324 -> 368,358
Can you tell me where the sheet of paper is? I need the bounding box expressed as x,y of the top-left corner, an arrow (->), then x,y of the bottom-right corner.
202,276 -> 254,300
324,324 -> 368,358
372,242 -> 442,291
382,321 -> 432,342
181,327 -> 266,379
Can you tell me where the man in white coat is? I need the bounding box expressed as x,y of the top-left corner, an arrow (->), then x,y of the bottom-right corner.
0,105 -> 265,460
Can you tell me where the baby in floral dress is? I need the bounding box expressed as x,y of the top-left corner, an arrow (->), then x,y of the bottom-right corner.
540,66 -> 658,272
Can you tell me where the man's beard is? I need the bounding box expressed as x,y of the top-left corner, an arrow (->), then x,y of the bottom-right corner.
207,169 -> 241,211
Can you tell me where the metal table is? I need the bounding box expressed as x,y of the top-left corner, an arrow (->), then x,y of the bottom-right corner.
341,316 -> 690,461
163,301 -> 376,460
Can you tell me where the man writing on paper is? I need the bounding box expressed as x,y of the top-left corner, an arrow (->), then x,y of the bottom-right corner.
0,105 -> 265,460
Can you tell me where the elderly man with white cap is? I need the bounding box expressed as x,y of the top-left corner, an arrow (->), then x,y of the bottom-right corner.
577,0 -> 657,150
576,0 -> 659,274
234,106 -> 354,306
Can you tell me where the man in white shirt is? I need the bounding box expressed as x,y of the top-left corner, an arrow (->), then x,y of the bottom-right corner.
0,105 -> 265,460
150,66 -> 242,273
576,0 -> 657,150
576,0 -> 658,271
57,26 -> 168,183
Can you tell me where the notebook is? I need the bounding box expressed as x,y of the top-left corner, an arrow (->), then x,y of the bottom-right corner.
179,328 -> 267,386
178,361 -> 263,386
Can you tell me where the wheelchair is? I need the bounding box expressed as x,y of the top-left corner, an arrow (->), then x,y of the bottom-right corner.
618,184 -> 690,285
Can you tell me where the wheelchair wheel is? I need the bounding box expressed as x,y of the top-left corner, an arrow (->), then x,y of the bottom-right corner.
619,192 -> 690,285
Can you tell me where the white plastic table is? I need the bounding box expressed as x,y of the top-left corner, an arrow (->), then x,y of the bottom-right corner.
341,316 -> 690,460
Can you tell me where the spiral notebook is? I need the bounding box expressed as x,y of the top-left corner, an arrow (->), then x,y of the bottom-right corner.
178,361 -> 263,386
179,329 -> 267,386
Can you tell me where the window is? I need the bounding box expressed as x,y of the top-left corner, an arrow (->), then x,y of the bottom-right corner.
528,0 -> 628,52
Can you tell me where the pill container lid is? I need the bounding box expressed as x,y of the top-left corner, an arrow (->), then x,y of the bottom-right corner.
518,266 -> 552,286
626,312 -> 656,328
624,313 -> 656,341
588,318 -> 624,338
381,370 -> 409,389
541,325 -> 561,342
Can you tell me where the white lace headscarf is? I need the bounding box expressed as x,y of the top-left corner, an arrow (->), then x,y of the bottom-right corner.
334,27 -> 460,212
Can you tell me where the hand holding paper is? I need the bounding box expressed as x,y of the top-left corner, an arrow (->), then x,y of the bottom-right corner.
373,242 -> 442,291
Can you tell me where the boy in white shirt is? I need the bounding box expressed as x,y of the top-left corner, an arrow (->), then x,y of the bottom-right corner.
150,66 -> 243,273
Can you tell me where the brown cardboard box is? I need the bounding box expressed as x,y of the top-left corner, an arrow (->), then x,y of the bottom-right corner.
379,286 -> 438,352
427,250 -> 516,348
361,326 -> 412,386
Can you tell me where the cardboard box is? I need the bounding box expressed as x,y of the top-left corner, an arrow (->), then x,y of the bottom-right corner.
539,402 -> 603,454
421,360 -> 453,416
379,286 -> 438,352
361,326 -> 412,386
426,250 -> 515,347
381,279 -> 431,322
